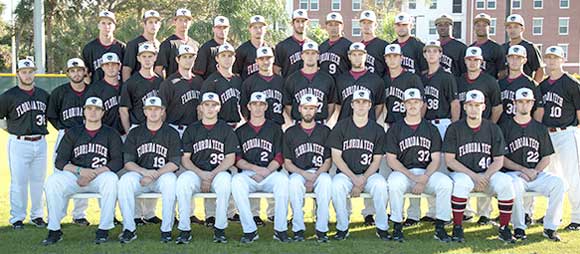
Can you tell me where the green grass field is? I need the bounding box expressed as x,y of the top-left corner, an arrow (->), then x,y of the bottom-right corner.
0,128 -> 578,254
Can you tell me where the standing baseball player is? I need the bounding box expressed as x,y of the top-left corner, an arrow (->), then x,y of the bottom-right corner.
284,94 -> 332,242
500,87 -> 565,241
386,88 -> 453,242
444,90 -> 515,243
319,12 -> 351,79
234,15 -> 269,81
175,92 -> 239,244
284,41 -> 337,123
470,13 -> 507,80
82,10 -> 125,84
118,97 -> 180,243
329,90 -> 389,241
359,10 -> 388,77
435,14 -> 467,77
538,46 -> 580,231
502,14 -> 544,83
274,9 -> 308,78
42,97 -> 123,245
0,59 -> 49,229
194,16 -> 230,79
392,12 -> 427,74
232,92 -> 290,243
122,10 -> 162,81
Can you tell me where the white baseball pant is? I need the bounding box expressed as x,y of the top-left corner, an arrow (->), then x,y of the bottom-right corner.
289,170 -> 332,233
450,172 -> 515,200
128,124 -> 159,220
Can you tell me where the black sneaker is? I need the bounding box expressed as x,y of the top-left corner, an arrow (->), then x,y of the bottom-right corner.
434,220 -> 451,243
316,230 -> 329,243
334,229 -> 349,241
12,220 -> 24,230
420,216 -> 436,223
273,230 -> 291,243
240,231 -> 259,244
119,229 -> 137,243
293,230 -> 305,242
94,229 -> 108,244
42,230 -> 63,245
498,226 -> 516,243
376,228 -> 391,241
145,216 -> 162,224
463,215 -> 473,222
452,225 -> 465,243
392,223 -> 404,242
114,217 -> 122,226
31,217 -> 47,228
73,218 -> 90,227
253,216 -> 265,227
514,228 -> 527,240
213,227 -> 227,243
403,218 -> 419,227
175,230 -> 192,244
565,222 -> 580,231
228,214 -> 240,222
267,216 -> 275,223
160,231 -> 172,243
205,216 -> 216,227
363,215 -> 375,226
536,216 -> 544,225
543,229 -> 562,242
477,216 -> 491,225
190,216 -> 204,225
134,218 -> 146,226
525,214 -> 533,226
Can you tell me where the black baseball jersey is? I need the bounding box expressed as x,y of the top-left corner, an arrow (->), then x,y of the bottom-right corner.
82,38 -> 126,84
158,72 -> 203,126
440,38 -> 468,77
193,39 -> 220,79
55,125 -> 123,172
182,120 -> 240,171
240,74 -> 285,125
498,74 -> 542,123
443,119 -> 506,173
470,40 -> 506,79
84,79 -> 124,134
283,123 -> 331,170
283,71 -> 337,121
236,120 -> 283,170
274,36 -> 304,78
384,70 -> 425,124
422,67 -> 459,120
200,72 -> 242,124
123,35 -> 160,75
499,118 -> 554,172
327,118 -> 385,175
156,34 -> 200,76
457,72 -> 501,119
233,41 -> 270,80
502,40 -> 542,77
124,123 -> 181,170
319,37 -> 352,78
335,70 -> 385,121
120,73 -> 163,125
385,119 -> 442,169
393,37 -> 428,74
47,83 -> 87,130
539,73 -> 580,128
0,86 -> 49,135
362,38 -> 389,77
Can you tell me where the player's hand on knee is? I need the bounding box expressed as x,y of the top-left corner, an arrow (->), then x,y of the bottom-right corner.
523,169 -> 538,181
413,174 -> 429,185
518,173 -> 532,182
353,176 -> 365,188
305,181 -> 314,192
77,176 -> 91,187
140,176 -> 154,186
412,183 -> 425,194
80,168 -> 97,179
251,174 -> 265,183
351,186 -> 362,197
303,172 -> 316,182
201,180 -> 212,193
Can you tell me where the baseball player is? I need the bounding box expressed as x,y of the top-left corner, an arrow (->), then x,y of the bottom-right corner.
42,97 -> 123,245
234,15 -> 269,81
502,14 -> 544,83
194,16 -> 230,79
538,46 -> 580,231
500,87 -> 565,241
435,14 -> 467,77
329,90 -> 389,241
392,12 -> 427,74
0,59 -> 49,229
284,41 -> 337,123
82,10 -> 125,84
319,12 -> 352,79
386,88 -> 453,242
231,92 -> 290,243
154,8 -> 199,78
284,94 -> 333,242
274,9 -> 308,78
175,92 -> 239,244
444,89 -> 515,243
122,10 -> 162,81
118,97 -> 180,243
359,10 -> 388,77
470,13 -> 507,80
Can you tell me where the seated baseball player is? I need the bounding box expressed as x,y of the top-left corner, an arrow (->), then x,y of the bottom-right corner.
329,90 -> 389,241
175,92 -> 239,244
231,91 -> 290,243
500,88 -> 565,241
43,97 -> 123,245
444,90 -> 515,243
385,88 -> 453,242
284,94 -> 333,242
117,97 -> 181,243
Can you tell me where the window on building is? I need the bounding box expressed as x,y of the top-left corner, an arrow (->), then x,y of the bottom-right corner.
429,20 -> 436,34
299,0 -> 308,10
558,44 -> 569,59
534,0 -> 543,9
352,20 -> 361,36
490,18 -> 497,35
532,18 -> 543,35
487,0 -> 497,9
310,0 -> 319,10
453,21 -> 462,39
512,0 -> 522,9
353,0 -> 362,11
559,18 -> 569,35
430,0 -> 438,9
375,0 -> 385,6
408,0 -> 417,9
453,0 -> 462,13
332,0 -> 341,10
560,0 -> 570,8
309,19 -> 319,28
476,0 -> 485,9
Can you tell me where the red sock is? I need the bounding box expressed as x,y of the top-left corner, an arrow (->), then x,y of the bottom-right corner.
498,199 -> 514,227
452,196 -> 468,225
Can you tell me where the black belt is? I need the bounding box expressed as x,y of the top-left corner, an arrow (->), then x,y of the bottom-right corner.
548,127 -> 567,133
17,135 -> 42,141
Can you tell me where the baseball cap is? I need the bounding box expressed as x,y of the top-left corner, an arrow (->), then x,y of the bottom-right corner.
360,10 -> 377,23
178,44 -> 198,56
98,10 -> 116,24
352,90 -> 371,102
465,90 -> 485,103
292,9 -> 309,20
202,92 -> 221,104
143,96 -> 164,108
143,10 -> 161,22
465,47 -> 483,60
349,42 -> 367,53
101,53 -> 121,64
84,97 -> 104,109
256,46 -> 274,58
249,92 -> 267,103
435,14 -> 454,25
505,14 -> 524,26
17,58 -> 36,71
545,46 -> 565,59
395,12 -> 412,24
507,45 -> 527,58
175,8 -> 192,19
250,15 -> 267,26
66,58 -> 86,70
423,40 -> 442,51
138,42 -> 157,55
473,13 -> 491,25
214,16 -> 230,27
384,44 -> 402,56
302,41 -> 319,52
404,88 -> 423,101
300,94 -> 318,107
326,12 -> 343,24
217,43 -> 235,55
515,88 -> 535,101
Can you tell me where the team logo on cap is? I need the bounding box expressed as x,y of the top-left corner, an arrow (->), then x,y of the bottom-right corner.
103,11 -> 110,16
92,98 -> 98,104
107,55 -> 113,60
471,49 -> 477,54
390,46 -> 396,51
364,12 -> 370,17
72,61 -> 79,66
522,91 -> 529,97
479,14 -> 485,18
24,61 -> 30,66
353,44 -> 360,49
149,11 -> 155,16
181,10 -> 187,15
470,93 -> 478,99
297,10 -> 304,15
306,95 -> 313,101
208,94 -> 215,99
550,47 -> 557,52
262,48 -> 268,54
218,18 -> 225,22
398,15 -> 404,20
256,94 -> 263,99
307,43 -> 313,48
143,44 -> 149,49
510,16 -> 516,21
513,47 -> 520,52
331,14 -> 337,19
224,45 -> 229,49
184,47 -> 190,52
150,98 -> 157,103
409,91 -> 416,96
254,16 -> 260,21
358,91 -> 365,97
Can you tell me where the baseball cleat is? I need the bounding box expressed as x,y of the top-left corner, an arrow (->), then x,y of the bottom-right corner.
134,218 -> 146,226
144,216 -> 162,224
73,218 -> 91,227
31,217 -> 47,228
403,218 -> 419,227
175,230 -> 192,244
205,216 -> 216,227
119,229 -> 137,243
12,220 -> 24,230
363,215 -> 375,226
292,230 -> 305,242
452,225 -> 465,243
42,230 -> 63,246
316,230 -> 329,243
376,228 -> 391,241
253,216 -> 265,227
514,228 -> 527,240
273,230 -> 291,243
190,216 -> 204,225
392,223 -> 405,242
434,221 -> 451,243
94,229 -> 109,244
334,230 -> 349,241
498,226 -> 516,243
543,229 -> 562,242
213,228 -> 227,243
564,222 -> 580,231
160,231 -> 172,243
240,231 -> 259,244
477,216 -> 491,225
228,214 -> 240,222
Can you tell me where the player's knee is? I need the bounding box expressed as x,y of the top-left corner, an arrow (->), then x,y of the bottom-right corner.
549,176 -> 567,194
231,174 -> 248,192
317,173 -> 332,188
